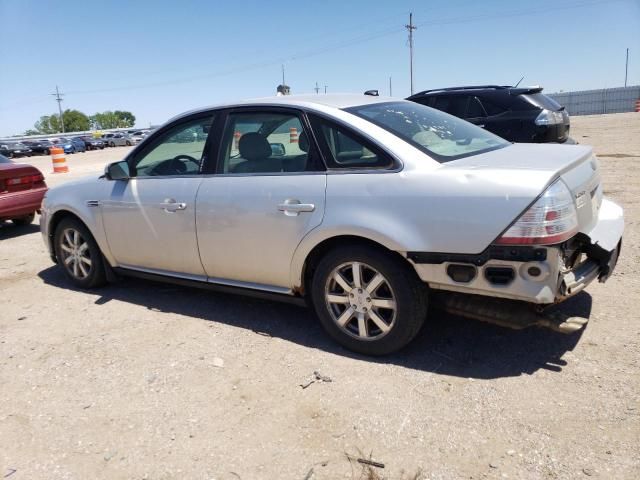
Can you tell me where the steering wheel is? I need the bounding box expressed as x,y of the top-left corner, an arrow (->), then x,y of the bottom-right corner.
149,154 -> 200,175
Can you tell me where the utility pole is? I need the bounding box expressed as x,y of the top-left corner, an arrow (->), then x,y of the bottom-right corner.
405,12 -> 417,95
282,64 -> 286,85
625,48 -> 629,87
314,82 -> 320,94
389,76 -> 393,96
324,85 -> 327,94
51,85 -> 65,133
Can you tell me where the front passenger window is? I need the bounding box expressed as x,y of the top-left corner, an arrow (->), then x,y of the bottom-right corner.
132,116 -> 213,177
219,112 -> 318,174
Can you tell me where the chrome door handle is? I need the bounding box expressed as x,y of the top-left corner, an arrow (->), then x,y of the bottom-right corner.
278,199 -> 315,216
161,198 -> 187,213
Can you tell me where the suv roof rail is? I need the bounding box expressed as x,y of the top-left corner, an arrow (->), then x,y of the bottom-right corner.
410,85 -> 509,96
409,85 -> 545,98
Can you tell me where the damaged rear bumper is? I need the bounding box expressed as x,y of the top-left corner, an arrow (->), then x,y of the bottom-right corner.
411,197 -> 623,333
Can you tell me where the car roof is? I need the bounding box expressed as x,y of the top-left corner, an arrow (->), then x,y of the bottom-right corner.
409,85 -> 544,98
169,94 -> 396,123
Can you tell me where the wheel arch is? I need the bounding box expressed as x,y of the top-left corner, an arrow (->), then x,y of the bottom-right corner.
47,207 -> 113,266
294,233 -> 412,296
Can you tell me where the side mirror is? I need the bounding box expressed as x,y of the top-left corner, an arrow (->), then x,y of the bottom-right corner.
270,143 -> 286,157
105,160 -> 130,180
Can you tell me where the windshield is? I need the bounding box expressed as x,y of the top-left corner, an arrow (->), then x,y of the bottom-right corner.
0,153 -> 11,163
345,101 -> 510,162
522,93 -> 562,111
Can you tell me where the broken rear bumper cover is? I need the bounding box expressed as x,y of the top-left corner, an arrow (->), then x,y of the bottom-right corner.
408,197 -> 623,332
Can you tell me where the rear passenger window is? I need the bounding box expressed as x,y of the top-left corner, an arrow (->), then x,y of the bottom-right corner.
480,98 -> 508,116
310,116 -> 393,169
433,95 -> 468,117
465,97 -> 486,118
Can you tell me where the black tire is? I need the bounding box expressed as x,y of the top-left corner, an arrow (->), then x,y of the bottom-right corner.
11,213 -> 35,226
54,217 -> 107,289
126,141 -> 132,146
310,245 -> 428,355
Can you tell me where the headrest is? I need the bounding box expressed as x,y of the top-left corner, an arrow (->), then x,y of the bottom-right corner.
238,132 -> 271,161
298,131 -> 309,153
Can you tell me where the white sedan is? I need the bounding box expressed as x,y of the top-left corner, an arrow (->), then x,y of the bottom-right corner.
40,94 -> 623,355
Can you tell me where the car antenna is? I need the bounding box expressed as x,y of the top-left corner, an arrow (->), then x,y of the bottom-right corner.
513,76 -> 525,88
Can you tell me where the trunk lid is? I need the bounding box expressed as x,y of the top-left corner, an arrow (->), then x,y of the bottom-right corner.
447,143 -> 601,235
0,163 -> 47,194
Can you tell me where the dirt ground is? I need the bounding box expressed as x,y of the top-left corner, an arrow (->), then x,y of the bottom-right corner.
1,113 -> 639,480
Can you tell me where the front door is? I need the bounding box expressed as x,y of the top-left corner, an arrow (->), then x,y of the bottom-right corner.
102,114 -> 215,277
196,109 -> 326,289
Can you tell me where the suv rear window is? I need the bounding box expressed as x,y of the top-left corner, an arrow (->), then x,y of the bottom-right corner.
346,101 -> 509,162
522,93 -> 562,111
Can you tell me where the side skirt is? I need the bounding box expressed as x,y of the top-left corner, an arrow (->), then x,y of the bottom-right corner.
112,267 -> 307,307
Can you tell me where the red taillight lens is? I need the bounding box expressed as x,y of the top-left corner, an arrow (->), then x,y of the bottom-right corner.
496,180 -> 579,245
5,174 -> 44,187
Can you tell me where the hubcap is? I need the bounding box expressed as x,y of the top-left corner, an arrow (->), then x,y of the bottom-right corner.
325,262 -> 397,340
59,228 -> 92,279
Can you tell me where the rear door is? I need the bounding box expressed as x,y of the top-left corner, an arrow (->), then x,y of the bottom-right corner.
196,108 -> 326,289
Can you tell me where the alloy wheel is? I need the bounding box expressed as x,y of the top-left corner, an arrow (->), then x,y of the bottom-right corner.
59,228 -> 92,279
324,261 -> 397,340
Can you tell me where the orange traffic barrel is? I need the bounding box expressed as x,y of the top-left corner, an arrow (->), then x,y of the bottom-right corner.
289,127 -> 298,143
51,147 -> 69,173
635,99 -> 640,112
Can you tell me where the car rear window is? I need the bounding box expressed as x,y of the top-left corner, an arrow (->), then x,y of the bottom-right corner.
345,101 -> 510,163
521,93 -> 562,111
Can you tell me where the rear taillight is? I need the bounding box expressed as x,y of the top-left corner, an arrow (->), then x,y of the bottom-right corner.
535,109 -> 565,126
496,180 -> 578,245
5,174 -> 44,186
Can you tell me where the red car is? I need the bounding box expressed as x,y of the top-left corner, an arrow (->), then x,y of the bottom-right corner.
0,153 -> 48,226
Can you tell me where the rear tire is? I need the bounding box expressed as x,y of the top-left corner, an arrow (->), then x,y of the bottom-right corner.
310,245 -> 428,355
54,217 -> 107,289
11,213 -> 35,226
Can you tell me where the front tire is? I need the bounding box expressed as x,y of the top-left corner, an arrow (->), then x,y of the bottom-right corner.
310,245 -> 428,355
54,218 -> 107,288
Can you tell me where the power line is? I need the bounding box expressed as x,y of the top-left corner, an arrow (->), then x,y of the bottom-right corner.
1,0 -> 623,107
50,85 -> 65,133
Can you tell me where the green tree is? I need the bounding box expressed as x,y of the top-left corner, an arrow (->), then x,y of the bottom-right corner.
91,110 -> 136,129
34,115 -> 60,134
62,109 -> 90,132
114,110 -> 136,127
32,110 -> 90,134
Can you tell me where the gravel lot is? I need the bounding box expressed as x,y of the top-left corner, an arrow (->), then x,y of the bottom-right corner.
1,113 -> 639,479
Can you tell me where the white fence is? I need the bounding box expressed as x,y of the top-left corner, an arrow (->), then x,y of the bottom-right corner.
548,85 -> 640,116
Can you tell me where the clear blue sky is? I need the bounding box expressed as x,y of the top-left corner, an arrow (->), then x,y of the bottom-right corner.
0,0 -> 638,136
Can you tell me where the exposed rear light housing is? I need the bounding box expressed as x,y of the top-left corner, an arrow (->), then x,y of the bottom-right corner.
496,180 -> 578,245
535,108 -> 565,126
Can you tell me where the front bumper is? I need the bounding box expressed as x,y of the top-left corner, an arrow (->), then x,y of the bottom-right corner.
411,197 -> 624,305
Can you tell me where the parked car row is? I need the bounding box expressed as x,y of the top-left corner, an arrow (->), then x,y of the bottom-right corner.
0,130 -> 152,157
